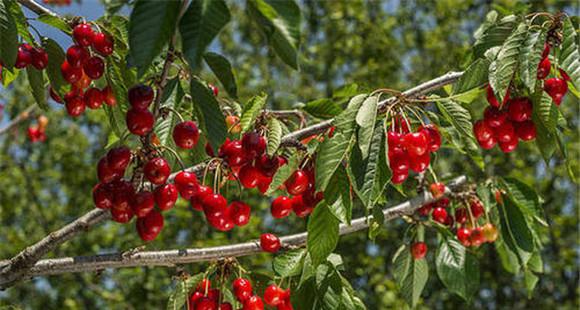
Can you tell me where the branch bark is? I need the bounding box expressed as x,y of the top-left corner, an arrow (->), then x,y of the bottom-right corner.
0,176 -> 466,280
17,0 -> 59,17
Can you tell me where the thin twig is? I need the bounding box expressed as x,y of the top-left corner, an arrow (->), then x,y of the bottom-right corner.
0,105 -> 37,136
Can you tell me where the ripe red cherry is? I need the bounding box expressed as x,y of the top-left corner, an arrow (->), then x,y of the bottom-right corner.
144,157 -> 171,185
482,223 -> 499,242
409,152 -> 430,173
102,85 -> 117,106
470,227 -> 485,247
107,146 -> 132,171
388,148 -> 410,172
456,227 -> 471,246
220,140 -> 249,167
154,183 -> 178,211
233,278 -> 253,302
111,207 -> 133,223
218,302 -> 232,310
126,108 -> 154,136
173,121 -> 200,149
474,120 -> 494,142
97,157 -> 121,183
243,295 -> 264,310
537,57 -> 551,79
483,106 -> 507,128
73,23 -> 94,47
486,84 -> 510,108
419,124 -> 441,152
128,84 -> 154,109
544,77 -> 568,105
285,170 -> 310,195
515,121 -> 536,141
15,44 -> 32,69
411,242 -> 427,260
61,60 -> 83,83
83,56 -> 104,79
209,83 -> 219,96
455,208 -> 467,224
66,45 -> 88,67
92,32 -> 114,56
49,87 -> 63,103
207,211 -> 235,231
387,131 -> 403,148
64,93 -> 85,117
239,164 -> 262,189
256,155 -> 280,177
271,196 -> 293,218
260,233 -> 281,253
470,200 -> 485,218
191,185 -> 212,211
202,193 -> 228,216
136,210 -> 164,241
498,137 -> 518,153
542,42 -> 550,58
196,278 -> 211,292
432,207 -> 447,224
429,182 -> 445,199
93,183 -> 113,209
417,202 -> 433,216
241,131 -> 266,156
391,169 -> 408,184
174,171 -> 198,198
30,48 -> 48,70
264,284 -> 286,306
507,97 -> 532,122
402,131 -> 429,157
436,197 -> 450,208
132,191 -> 155,218
291,195 -> 313,217
478,135 -> 497,150
230,201 -> 251,226
84,87 -> 103,109
495,121 -> 515,143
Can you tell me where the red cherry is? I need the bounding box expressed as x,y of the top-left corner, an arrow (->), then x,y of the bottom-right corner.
97,157 -> 121,183
271,196 -> 293,218
15,44 -> 32,68
260,233 -> 281,253
542,42 -> 550,58
111,207 -> 133,223
257,175 -> 273,194
264,284 -> 286,306
478,135 -> 497,150
285,170 -> 310,195
190,185 -> 213,211
483,106 -> 507,128
498,137 -> 518,153
84,87 -> 103,109
402,131 -> 429,157
456,227 -> 472,246
482,223 -> 499,242
205,142 -> 215,157
189,291 -> 204,307
243,295 -> 264,310
173,121 -> 200,149
49,87 -> 63,103
30,47 -> 48,70
436,197 -> 450,208
514,121 -> 536,141
432,207 -> 447,224
387,131 -> 403,149
239,164 -> 262,189
218,303 -> 232,310
209,83 -> 219,96
455,208 -> 467,224
230,201 -> 251,226
196,278 -> 211,292
486,84 -> 510,108
418,124 -> 441,152
291,195 -> 313,217
394,115 -> 410,133
66,45 -> 88,68
93,183 -> 113,209
207,212 -> 235,231
429,182 -> 445,199
128,84 -> 154,109
92,32 -> 114,56
61,60 -> 83,83
195,297 -> 217,310
64,93 -> 85,117
559,68 -> 571,82
110,180 -> 135,210
470,227 -> 485,247
144,157 -> 171,185
391,169 -> 408,184
417,202 -> 433,216
233,278 -> 253,302
241,131 -> 266,156
136,209 -> 164,241
409,152 -> 430,173
83,56 -> 104,79
201,193 -> 228,216
220,140 -> 249,167
507,97 -> 533,122
73,23 -> 94,46
495,121 -> 516,143
102,85 -> 117,106
132,191 -> 155,218
537,57 -> 551,79
256,155 -> 280,177
126,108 -> 154,136
470,200 -> 485,218
107,146 -> 132,171
154,183 -> 178,211
544,78 -> 568,104
411,242 -> 427,260
474,120 -> 494,142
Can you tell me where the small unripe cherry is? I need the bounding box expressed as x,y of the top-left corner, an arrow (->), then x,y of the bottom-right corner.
260,233 -> 281,253
154,183 -> 178,211
225,115 -> 241,133
128,84 -> 154,109
429,182 -> 445,199
271,196 -> 293,218
143,157 -> 171,185
83,56 -> 105,80
73,23 -> 94,47
173,121 -> 200,149
411,242 -> 427,260
126,108 -> 154,136
432,207 -> 447,224
92,32 -> 114,56
482,223 -> 499,242
84,87 -> 103,109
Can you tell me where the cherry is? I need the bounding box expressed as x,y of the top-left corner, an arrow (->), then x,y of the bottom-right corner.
478,135 -> 497,150
30,47 -> 48,70
233,278 -> 253,302
84,87 -> 103,109
126,108 -> 154,136
173,121 -> 200,149
64,93 -> 85,117
127,84 -> 154,109
515,121 -> 536,141
189,291 -> 204,307
264,284 -> 286,306
436,197 -> 450,208
260,233 -> 281,253
507,97 -> 532,122
456,227 -> 471,247
207,211 -> 235,231
97,157 -> 121,183
205,142 -> 215,157
225,115 -> 241,133
544,78 -> 568,105
218,303 -> 233,310
73,23 -> 94,46
196,278 -> 211,292
242,131 -> 266,156
107,146 -> 132,171
230,201 -> 251,226
495,190 -> 503,205
271,196 -> 293,218
417,202 -> 433,216
498,137 -> 518,153
102,85 -> 117,106
391,169 -> 408,184
542,42 -> 550,58
154,183 -> 178,211
93,183 -> 113,209
559,68 -> 571,81
195,297 -> 216,310
14,44 -> 32,69
209,84 -> 219,96
256,155 -> 280,177
474,120 -> 494,142
483,106 -> 507,128
137,209 -> 164,241
402,131 -> 429,157
61,60 -> 83,83
174,171 -> 198,199
432,207 -> 447,224
470,227 -> 485,247
239,164 -> 262,189
285,170 -> 310,195
486,84 -> 510,108
83,56 -> 104,79
537,57 -> 551,79
144,157 -> 171,185
132,191 -> 155,218
387,131 -> 403,148
495,121 -> 515,143
429,182 -> 445,199
409,152 -> 430,173
411,242 -> 427,260
482,223 -> 498,242
50,87 -> 63,103
66,45 -> 88,68
191,185 -> 213,211
220,140 -> 249,167
92,32 -> 114,56
243,296 -> 264,310
394,115 -> 410,133
470,200 -> 484,218
455,208 -> 467,224
202,193 -> 228,216
418,124 -> 441,152
111,207 -> 134,223
291,195 -> 313,217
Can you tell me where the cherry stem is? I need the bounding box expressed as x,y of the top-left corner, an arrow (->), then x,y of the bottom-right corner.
465,198 -> 477,228
156,145 -> 186,171
163,106 -> 185,123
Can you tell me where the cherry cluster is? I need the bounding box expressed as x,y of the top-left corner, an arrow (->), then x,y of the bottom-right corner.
27,115 -> 49,143
54,22 -> 115,117
14,43 -> 48,70
539,43 -> 570,105
387,119 -> 442,184
271,165 -> 323,219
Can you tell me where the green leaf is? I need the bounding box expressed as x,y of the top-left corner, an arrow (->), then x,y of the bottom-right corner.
559,17 -> 580,89
273,248 -> 306,278
166,273 -> 204,310
435,99 -> 475,140
519,28 -> 547,91
499,177 -> 542,218
359,124 -> 388,209
129,0 -> 180,76
266,152 -> 300,194
42,37 -> 68,97
0,0 -> 19,72
37,14 -> 71,34
239,93 -> 267,133
266,117 -> 282,156
497,197 -> 535,260
307,205 -> 339,267
324,165 -> 352,224
155,79 -> 183,146
180,0 -> 231,71
333,84 -> 359,99
190,78 -> 227,151
495,237 -> 521,274
489,23 -> 528,103
473,12 -> 518,58
203,52 -> 237,98
26,67 -> 48,110
436,238 -> 479,301
453,58 -> 490,94
355,95 -> 378,159
524,270 -> 539,298
302,98 -> 342,119
104,58 -> 129,137
247,0 -> 301,69
7,0 -> 33,43
392,245 -> 429,307
533,92 -> 559,134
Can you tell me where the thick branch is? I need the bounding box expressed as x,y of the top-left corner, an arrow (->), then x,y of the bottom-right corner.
1,176 -> 466,279
17,0 -> 59,17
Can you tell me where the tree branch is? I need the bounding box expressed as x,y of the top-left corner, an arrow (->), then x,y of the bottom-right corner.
0,105 -> 37,136
0,176 -> 467,280
17,0 -> 59,17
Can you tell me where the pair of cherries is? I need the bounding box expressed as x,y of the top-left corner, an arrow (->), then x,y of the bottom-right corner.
188,278 -> 232,310
537,42 -> 570,105
233,278 -> 292,309
270,168 -> 323,219
27,115 -> 49,143
14,43 -> 48,70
